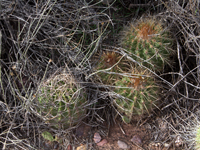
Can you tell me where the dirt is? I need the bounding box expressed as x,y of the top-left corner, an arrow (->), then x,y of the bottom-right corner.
74,121 -> 150,150
96,123 -> 149,150
74,117 -> 184,150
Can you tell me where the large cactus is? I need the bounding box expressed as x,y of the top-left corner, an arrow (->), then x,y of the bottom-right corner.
36,71 -> 86,129
114,66 -> 159,123
121,18 -> 172,71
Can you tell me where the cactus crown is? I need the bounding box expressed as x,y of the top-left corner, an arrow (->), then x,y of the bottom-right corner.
128,69 -> 147,89
136,21 -> 160,40
96,51 -> 127,85
128,19 -> 163,41
120,17 -> 172,71
129,76 -> 143,88
100,51 -> 120,69
36,71 -> 86,129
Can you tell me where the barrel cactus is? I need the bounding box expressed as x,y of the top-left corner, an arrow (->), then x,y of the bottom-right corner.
121,18 -> 172,71
114,66 -> 159,123
36,71 -> 86,129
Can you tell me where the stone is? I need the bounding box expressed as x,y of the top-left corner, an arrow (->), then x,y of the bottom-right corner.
131,135 -> 142,145
76,145 -> 87,150
97,139 -> 108,146
117,140 -> 129,149
93,132 -> 101,143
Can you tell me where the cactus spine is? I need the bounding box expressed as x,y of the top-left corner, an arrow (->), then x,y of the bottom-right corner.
114,66 -> 158,123
36,71 -> 86,129
121,18 -> 172,71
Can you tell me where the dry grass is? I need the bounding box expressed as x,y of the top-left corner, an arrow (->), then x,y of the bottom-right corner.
145,0 -> 200,149
0,0 -> 200,149
0,0 -> 111,149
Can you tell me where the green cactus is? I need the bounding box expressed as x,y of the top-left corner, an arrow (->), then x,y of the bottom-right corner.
36,72 -> 86,129
97,51 -> 126,85
121,18 -> 172,71
114,66 -> 159,123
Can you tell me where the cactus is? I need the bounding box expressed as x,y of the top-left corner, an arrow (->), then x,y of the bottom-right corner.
97,51 -> 126,85
36,71 -> 86,129
98,51 -> 120,69
114,66 -> 159,123
121,18 -> 172,71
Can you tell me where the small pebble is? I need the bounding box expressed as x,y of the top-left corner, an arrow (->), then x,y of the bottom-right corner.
43,142 -> 52,150
154,143 -> 161,147
97,139 -> 108,146
53,141 -> 59,149
67,144 -> 72,150
164,143 -> 170,147
75,125 -> 85,137
93,132 -> 101,143
117,140 -> 129,149
175,136 -> 183,147
131,135 -> 142,145
76,145 -> 87,150
149,142 -> 161,147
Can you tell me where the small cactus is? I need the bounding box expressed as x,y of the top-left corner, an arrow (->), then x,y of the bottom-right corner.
121,18 -> 172,71
36,71 -> 86,129
97,51 -> 126,84
114,66 -> 159,123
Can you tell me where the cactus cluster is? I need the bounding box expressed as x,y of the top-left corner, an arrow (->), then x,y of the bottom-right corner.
96,17 -> 173,123
97,51 -> 159,123
114,66 -> 158,123
36,71 -> 86,129
121,18 -> 172,71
